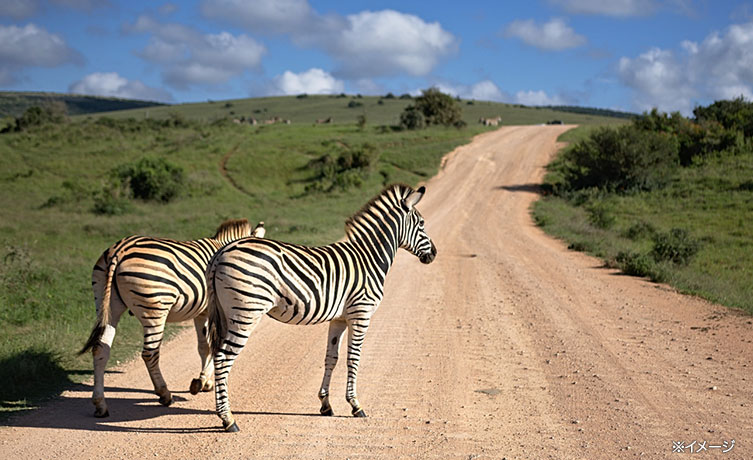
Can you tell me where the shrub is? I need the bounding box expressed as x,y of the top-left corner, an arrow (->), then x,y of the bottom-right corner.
561,125 -> 679,193
356,114 -> 367,130
399,106 -> 426,130
305,143 -> 379,193
616,251 -> 664,281
112,156 -> 185,203
623,221 -> 657,240
347,100 -> 363,108
412,87 -> 462,127
651,228 -> 700,265
586,202 -> 615,229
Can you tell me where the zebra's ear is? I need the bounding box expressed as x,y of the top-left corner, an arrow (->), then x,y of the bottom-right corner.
253,222 -> 265,238
402,186 -> 425,211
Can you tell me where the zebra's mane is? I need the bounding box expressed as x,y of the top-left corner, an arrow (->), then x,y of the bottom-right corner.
213,219 -> 251,240
345,183 -> 414,234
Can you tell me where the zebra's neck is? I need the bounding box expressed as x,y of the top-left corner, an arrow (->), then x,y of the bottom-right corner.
345,209 -> 401,281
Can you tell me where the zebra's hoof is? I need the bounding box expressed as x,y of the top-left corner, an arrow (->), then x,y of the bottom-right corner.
159,394 -> 173,406
224,421 -> 240,433
352,408 -> 367,418
320,407 -> 333,416
189,379 -> 202,395
94,408 -> 109,418
202,380 -> 214,392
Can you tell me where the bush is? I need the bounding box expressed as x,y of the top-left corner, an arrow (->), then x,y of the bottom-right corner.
399,106 -> 426,130
623,221 -> 657,240
412,87 -> 462,127
651,228 -> 700,265
561,125 -> 679,193
112,156 -> 185,203
586,202 -> 615,229
616,251 -> 665,281
2,105 -> 65,133
347,100 -> 363,108
305,143 -> 379,193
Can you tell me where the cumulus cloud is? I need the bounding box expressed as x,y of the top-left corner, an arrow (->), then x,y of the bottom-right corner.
435,80 -> 508,102
125,15 -> 265,89
618,21 -> 753,114
69,72 -> 173,102
200,0 -> 457,79
514,90 -> 567,106
549,0 -> 658,16
504,18 -> 586,51
0,0 -> 40,20
0,23 -> 83,84
329,10 -> 457,78
270,68 -> 344,95
201,0 -> 317,35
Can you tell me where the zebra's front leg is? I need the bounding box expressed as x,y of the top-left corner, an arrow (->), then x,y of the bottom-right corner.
318,320 -> 347,416
345,318 -> 371,417
140,322 -> 172,406
190,313 -> 214,395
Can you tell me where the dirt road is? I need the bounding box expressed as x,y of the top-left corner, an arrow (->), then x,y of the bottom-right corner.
2,126 -> 751,459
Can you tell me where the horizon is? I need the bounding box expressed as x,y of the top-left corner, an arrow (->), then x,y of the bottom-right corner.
2,1 -> 752,115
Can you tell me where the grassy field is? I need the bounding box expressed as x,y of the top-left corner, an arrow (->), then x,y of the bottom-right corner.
533,126 -> 753,313
0,94 -> 624,417
86,94 -> 629,127
0,91 -> 164,118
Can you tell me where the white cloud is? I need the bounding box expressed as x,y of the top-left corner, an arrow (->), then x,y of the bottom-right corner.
201,0 -> 316,35
618,48 -> 695,114
504,18 -> 586,51
514,90 -> 567,106
435,80 -> 508,102
69,72 -> 173,102
200,1 -> 457,79
270,68 -> 344,95
330,10 -> 457,78
125,15 -> 265,89
550,0 -> 658,16
0,23 -> 82,84
618,21 -> 753,114
0,0 -> 40,20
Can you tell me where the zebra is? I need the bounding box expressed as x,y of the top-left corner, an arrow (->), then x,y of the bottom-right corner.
206,184 -> 437,432
79,219 -> 266,417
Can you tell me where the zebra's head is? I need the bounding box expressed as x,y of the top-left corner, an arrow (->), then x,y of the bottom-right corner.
400,186 -> 437,264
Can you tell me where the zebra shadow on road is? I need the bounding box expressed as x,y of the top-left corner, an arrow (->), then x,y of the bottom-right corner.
2,381 -> 341,433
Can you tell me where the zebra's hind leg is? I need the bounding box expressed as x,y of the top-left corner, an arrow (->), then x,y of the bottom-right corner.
140,321 -> 172,406
91,302 -> 127,417
214,309 -> 265,432
345,318 -> 371,418
318,320 -> 347,416
190,313 -> 214,395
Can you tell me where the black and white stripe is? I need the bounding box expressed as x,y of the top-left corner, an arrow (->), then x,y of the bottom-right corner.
207,184 -> 436,432
80,219 -> 265,417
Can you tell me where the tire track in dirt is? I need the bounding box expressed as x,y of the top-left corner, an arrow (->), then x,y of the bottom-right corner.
1,126 -> 751,459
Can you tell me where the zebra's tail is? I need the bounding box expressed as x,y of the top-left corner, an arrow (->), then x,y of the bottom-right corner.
79,254 -> 118,355
207,262 -> 227,358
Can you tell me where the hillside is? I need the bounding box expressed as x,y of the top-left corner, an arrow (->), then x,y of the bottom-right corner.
85,94 -> 628,127
0,92 -> 165,118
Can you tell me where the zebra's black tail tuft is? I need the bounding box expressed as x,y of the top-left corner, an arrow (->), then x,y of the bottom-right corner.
207,264 -> 227,358
79,325 -> 104,355
79,253 -> 118,355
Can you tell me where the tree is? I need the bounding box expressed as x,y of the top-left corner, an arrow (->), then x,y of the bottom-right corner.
399,88 -> 462,130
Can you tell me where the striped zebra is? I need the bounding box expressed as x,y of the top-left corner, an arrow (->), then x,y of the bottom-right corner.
207,184 -> 436,432
80,219 -> 265,418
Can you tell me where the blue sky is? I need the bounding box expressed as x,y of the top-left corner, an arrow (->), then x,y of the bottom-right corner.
1,0 -> 752,114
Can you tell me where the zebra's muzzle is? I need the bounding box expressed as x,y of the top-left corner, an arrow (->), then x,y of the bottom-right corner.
419,241 -> 437,264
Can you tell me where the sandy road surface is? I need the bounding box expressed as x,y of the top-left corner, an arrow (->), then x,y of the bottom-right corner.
2,126 -> 752,459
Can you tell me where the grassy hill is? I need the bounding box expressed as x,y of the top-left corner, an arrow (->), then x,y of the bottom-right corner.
0,91 -> 165,118
0,93 -> 626,416
86,94 -> 628,127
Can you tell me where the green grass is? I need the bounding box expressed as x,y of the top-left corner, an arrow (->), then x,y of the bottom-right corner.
0,96 -> 624,417
85,94 -> 627,127
533,126 -> 753,313
0,91 -> 165,118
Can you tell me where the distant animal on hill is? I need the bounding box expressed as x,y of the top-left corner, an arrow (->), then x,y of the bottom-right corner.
316,116 -> 333,124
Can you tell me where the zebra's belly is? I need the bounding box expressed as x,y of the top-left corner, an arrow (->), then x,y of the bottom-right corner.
266,299 -> 344,325
165,297 -> 207,322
